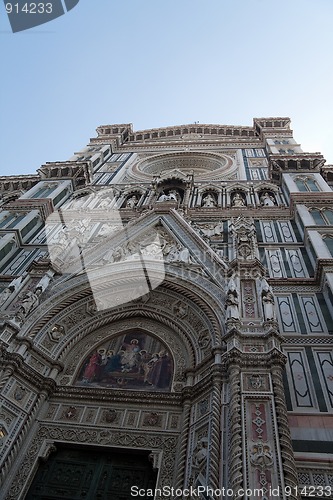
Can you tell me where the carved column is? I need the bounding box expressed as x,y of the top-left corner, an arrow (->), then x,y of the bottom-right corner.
175,394 -> 192,490
209,368 -> 222,491
227,361 -> 243,499
271,365 -> 300,500
0,390 -> 48,487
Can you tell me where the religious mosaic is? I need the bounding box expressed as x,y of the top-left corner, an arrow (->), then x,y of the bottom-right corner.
75,330 -> 173,391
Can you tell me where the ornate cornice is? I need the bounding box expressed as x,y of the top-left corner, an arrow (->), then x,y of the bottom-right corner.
53,385 -> 183,406
0,345 -> 56,394
269,153 -> 326,183
38,161 -> 93,188
3,197 -> 54,220
0,175 -> 40,193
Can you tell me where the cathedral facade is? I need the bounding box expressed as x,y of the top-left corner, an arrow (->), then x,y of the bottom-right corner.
0,118 -> 332,499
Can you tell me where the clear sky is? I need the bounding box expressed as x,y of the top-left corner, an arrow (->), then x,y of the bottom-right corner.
1,0 -> 333,176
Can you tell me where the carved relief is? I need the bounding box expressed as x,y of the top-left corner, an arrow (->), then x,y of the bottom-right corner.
244,374 -> 270,392
142,412 -> 162,427
101,409 -> 119,424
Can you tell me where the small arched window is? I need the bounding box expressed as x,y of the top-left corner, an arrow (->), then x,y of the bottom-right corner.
310,209 -> 333,225
323,235 -> 333,257
295,177 -> 320,192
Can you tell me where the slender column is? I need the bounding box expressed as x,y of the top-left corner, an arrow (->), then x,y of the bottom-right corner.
227,364 -> 243,500
0,391 -> 48,487
209,370 -> 222,490
175,398 -> 192,490
0,368 -> 13,391
271,365 -> 300,500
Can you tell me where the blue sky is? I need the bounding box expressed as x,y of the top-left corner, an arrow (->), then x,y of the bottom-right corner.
1,0 -> 333,176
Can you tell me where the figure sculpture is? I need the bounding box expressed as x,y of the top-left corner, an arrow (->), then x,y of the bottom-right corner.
232,192 -> 246,207
202,193 -> 216,207
260,192 -> 275,207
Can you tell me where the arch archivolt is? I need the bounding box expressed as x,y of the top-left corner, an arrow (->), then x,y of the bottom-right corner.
21,273 -> 223,393
34,286 -> 216,363
22,265 -> 224,351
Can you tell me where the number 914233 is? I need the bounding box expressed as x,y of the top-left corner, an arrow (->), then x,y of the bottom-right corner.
5,3 -> 53,14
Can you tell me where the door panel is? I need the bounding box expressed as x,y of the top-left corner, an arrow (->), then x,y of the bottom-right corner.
25,447 -> 157,500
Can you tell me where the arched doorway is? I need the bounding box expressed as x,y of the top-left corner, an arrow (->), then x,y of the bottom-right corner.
25,445 -> 157,500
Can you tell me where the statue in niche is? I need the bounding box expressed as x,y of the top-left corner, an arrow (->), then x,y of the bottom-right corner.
0,275 -> 23,307
168,189 -> 180,201
232,192 -> 246,207
15,288 -> 41,322
261,278 -> 276,321
225,279 -> 240,319
225,291 -> 239,319
126,195 -> 138,208
202,193 -> 216,207
35,271 -> 53,293
193,437 -> 208,470
157,189 -> 180,202
260,192 -> 276,207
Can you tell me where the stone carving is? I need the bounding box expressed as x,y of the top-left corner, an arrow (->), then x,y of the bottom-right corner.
0,424 -> 7,442
194,221 -> 224,238
250,443 -> 274,469
13,386 -> 27,402
202,193 -> 216,207
15,289 -> 41,323
261,278 -> 276,321
232,192 -> 246,207
193,437 -> 208,470
143,412 -> 161,427
48,324 -> 65,342
50,218 -> 91,259
225,279 -> 239,320
62,406 -> 78,420
260,191 -> 276,207
157,189 -> 179,202
0,287 -> 12,307
248,374 -> 264,390
198,399 -> 209,416
97,223 -> 123,238
198,330 -> 210,349
101,228 -> 195,266
0,275 -> 24,308
102,409 -> 118,423
66,197 -> 85,209
35,271 -> 53,294
173,301 -> 188,318
231,216 -> 257,260
126,195 -> 138,208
